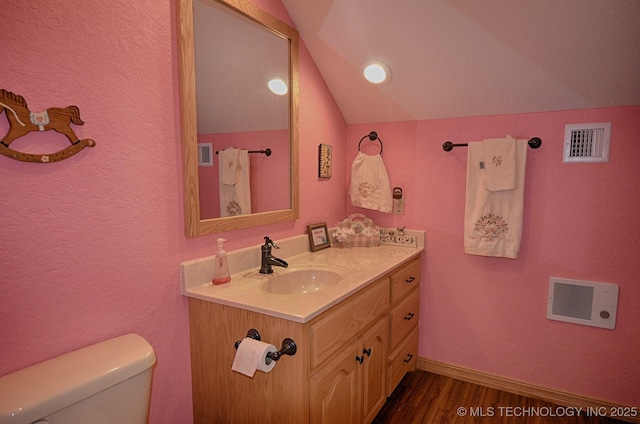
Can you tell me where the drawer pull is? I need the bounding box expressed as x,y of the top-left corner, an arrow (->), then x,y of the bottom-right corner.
356,355 -> 364,364
404,312 -> 415,321
403,353 -> 414,363
405,276 -> 416,284
363,348 -> 371,357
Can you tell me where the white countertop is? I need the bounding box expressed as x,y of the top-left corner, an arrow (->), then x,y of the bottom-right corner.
180,232 -> 424,323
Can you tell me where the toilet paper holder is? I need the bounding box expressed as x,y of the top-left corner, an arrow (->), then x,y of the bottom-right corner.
234,328 -> 297,362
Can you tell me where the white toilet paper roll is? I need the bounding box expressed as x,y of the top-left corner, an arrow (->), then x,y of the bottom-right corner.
232,338 -> 277,377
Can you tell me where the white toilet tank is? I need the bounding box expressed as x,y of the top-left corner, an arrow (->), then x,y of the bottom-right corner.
0,333 -> 156,424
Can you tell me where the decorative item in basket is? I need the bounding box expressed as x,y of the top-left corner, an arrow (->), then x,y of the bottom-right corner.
332,214 -> 380,248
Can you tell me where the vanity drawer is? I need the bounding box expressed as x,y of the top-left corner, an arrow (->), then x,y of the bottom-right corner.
310,278 -> 390,370
389,258 -> 421,303
389,290 -> 420,350
387,326 -> 419,397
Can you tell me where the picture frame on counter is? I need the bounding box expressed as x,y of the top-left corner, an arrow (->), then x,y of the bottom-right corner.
307,222 -> 331,252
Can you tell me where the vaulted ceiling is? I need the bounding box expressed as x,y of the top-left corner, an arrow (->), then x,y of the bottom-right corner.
280,0 -> 640,124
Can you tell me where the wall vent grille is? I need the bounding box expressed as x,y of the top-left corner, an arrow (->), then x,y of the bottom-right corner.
563,122 -> 611,163
198,143 -> 213,167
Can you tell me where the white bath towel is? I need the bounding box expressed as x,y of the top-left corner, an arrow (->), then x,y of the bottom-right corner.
220,147 -> 240,185
349,151 -> 393,213
482,135 -> 516,191
219,149 -> 251,216
464,139 -> 527,259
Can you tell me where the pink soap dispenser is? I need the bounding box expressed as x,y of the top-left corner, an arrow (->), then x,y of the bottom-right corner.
212,238 -> 231,285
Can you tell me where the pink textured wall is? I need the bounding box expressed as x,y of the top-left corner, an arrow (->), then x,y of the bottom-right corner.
347,106 -> 640,406
0,1 -> 346,423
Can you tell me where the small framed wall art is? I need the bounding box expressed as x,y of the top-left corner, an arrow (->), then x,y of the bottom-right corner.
318,143 -> 332,178
307,222 -> 331,251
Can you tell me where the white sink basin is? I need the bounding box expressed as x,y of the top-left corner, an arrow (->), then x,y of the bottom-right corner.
262,269 -> 341,295
241,264 -> 352,295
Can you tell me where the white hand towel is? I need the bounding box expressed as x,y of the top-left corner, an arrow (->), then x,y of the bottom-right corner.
482,135 -> 516,191
220,147 -> 240,185
349,151 -> 393,213
219,150 -> 251,216
464,139 -> 527,259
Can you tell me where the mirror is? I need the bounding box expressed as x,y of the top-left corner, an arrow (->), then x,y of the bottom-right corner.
177,0 -> 299,237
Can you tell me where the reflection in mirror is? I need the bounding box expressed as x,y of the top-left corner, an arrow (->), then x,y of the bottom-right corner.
194,0 -> 290,219
177,0 -> 299,236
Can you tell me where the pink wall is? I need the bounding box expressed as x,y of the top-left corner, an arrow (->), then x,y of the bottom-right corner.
0,1 -> 346,423
347,106 -> 640,406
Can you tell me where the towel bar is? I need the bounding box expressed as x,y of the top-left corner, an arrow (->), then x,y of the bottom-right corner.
443,137 -> 542,152
216,148 -> 272,156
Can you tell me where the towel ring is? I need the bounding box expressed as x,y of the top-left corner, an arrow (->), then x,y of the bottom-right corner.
358,131 -> 383,155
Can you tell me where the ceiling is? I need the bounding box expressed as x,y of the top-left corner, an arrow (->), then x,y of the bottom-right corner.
280,0 -> 640,124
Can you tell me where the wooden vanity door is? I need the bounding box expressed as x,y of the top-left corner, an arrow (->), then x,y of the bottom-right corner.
309,316 -> 388,424
361,317 -> 388,424
310,343 -> 361,424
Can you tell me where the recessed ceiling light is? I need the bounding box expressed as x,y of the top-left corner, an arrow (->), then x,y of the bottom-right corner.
268,78 -> 288,95
363,61 -> 391,84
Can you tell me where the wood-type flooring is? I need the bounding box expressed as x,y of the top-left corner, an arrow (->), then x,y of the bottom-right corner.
373,371 -> 632,424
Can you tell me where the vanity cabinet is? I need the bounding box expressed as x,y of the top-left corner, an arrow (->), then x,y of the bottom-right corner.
310,317 -> 388,424
188,255 -> 421,424
386,257 -> 421,395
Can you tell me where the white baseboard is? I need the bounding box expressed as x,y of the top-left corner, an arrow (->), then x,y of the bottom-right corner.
417,357 -> 639,424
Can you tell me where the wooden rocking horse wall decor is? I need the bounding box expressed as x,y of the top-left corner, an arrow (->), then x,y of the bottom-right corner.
0,89 -> 96,163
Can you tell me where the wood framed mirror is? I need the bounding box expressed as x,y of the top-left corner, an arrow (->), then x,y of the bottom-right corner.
177,0 -> 299,237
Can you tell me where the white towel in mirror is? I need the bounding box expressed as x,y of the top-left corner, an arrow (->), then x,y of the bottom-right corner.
220,147 -> 241,185
219,149 -> 251,216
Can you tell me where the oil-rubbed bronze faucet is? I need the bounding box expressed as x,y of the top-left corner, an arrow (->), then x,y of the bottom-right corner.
260,236 -> 288,274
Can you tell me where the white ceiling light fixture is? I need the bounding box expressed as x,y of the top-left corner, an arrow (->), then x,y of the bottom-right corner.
267,78 -> 288,95
363,60 -> 391,84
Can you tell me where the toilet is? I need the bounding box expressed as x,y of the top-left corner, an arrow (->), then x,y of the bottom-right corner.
0,333 -> 156,424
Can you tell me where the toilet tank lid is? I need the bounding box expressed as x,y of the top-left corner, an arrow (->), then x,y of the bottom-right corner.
0,333 -> 156,424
